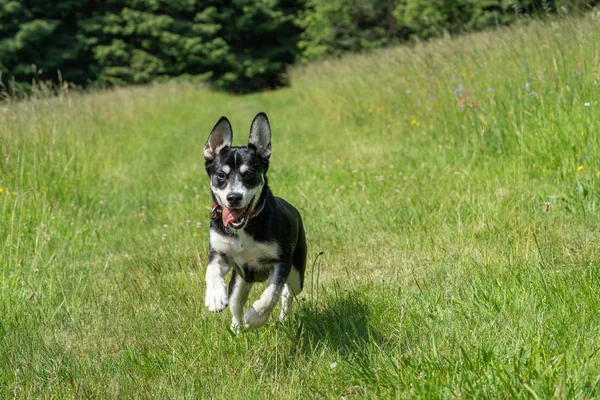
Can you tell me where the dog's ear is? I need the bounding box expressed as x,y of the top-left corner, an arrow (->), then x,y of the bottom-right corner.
248,112 -> 271,160
204,117 -> 233,161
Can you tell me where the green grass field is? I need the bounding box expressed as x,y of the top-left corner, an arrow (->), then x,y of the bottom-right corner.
2,13 -> 600,398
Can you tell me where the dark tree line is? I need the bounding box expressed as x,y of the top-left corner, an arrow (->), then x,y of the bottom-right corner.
0,0 -> 595,94
0,0 -> 304,93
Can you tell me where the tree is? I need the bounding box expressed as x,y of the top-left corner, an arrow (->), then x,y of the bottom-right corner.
0,0 -> 93,90
0,0 -> 306,94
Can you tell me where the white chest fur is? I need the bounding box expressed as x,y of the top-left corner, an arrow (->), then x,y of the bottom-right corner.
210,230 -> 279,269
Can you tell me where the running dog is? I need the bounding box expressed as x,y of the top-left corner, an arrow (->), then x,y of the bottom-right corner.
203,112 -> 306,331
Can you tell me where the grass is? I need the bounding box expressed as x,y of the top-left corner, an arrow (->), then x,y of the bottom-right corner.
1,12 -> 600,398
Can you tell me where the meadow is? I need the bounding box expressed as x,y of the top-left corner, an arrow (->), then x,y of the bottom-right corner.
1,12 -> 600,398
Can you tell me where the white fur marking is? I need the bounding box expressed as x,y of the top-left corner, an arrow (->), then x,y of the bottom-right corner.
210,182 -> 227,207
240,164 -> 249,174
244,283 -> 281,329
204,257 -> 231,312
210,230 -> 279,269
222,165 -> 231,174
279,284 -> 294,322
287,268 -> 302,295
279,269 -> 301,322
229,277 -> 252,332
228,176 -> 243,194
214,175 -> 262,211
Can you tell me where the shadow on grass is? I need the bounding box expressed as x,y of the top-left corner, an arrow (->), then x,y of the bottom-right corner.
293,288 -> 385,357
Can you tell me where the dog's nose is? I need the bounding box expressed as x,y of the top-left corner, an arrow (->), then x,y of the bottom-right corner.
226,193 -> 243,206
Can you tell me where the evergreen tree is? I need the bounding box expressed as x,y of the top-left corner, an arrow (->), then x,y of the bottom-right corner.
0,0 -> 93,88
0,0 -> 305,93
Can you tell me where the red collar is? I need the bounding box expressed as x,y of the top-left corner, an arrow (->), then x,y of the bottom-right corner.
211,200 -> 265,220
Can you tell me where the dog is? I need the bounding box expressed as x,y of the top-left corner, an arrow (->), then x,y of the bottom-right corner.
203,112 -> 306,331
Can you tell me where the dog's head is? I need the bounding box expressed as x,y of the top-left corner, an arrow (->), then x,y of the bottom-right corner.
204,112 -> 271,230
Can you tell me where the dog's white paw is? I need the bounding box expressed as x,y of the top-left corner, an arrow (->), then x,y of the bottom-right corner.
205,284 -> 228,312
243,306 -> 271,330
230,319 -> 242,334
279,286 -> 294,322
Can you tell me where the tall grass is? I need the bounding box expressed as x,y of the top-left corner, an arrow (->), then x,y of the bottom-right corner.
1,13 -> 600,398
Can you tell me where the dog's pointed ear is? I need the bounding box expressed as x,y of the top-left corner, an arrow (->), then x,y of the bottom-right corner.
248,112 -> 271,160
204,117 -> 233,161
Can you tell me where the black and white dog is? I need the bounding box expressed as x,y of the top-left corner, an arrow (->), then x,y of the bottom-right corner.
203,112 -> 307,330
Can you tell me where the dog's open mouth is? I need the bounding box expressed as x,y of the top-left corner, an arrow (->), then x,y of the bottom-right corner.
222,201 -> 253,229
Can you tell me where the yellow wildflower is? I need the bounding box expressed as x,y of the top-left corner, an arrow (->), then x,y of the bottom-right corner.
336,158 -> 341,164
410,119 -> 417,126
597,171 -> 600,178
577,165 -> 583,171
0,188 -> 2,193
416,122 -> 421,127
581,131 -> 585,136
367,108 -> 373,113
11,191 -> 16,195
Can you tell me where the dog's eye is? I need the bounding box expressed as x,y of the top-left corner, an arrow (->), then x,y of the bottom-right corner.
217,171 -> 227,180
243,171 -> 255,179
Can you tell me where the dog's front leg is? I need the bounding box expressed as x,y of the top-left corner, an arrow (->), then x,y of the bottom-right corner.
244,261 -> 291,330
205,251 -> 231,312
228,270 -> 252,333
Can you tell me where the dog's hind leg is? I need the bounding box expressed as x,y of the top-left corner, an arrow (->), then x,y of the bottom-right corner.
228,270 -> 252,333
279,285 -> 293,322
280,223 -> 307,322
279,268 -> 301,322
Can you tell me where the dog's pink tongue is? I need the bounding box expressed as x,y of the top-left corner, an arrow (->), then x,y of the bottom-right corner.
222,207 -> 243,227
